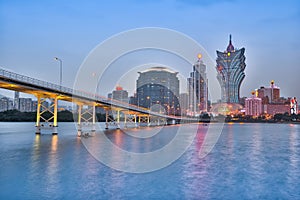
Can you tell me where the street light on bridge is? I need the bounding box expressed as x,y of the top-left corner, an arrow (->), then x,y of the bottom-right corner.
54,57 -> 62,90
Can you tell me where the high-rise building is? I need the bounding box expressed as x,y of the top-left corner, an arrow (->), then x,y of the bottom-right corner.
14,91 -> 19,110
19,98 -> 33,112
256,80 -> 280,104
136,67 -> 180,115
245,92 -> 262,116
179,93 -> 189,116
216,35 -> 246,103
32,100 -> 38,112
187,55 -> 208,115
0,97 -> 13,112
112,86 -> 129,103
129,93 -> 137,105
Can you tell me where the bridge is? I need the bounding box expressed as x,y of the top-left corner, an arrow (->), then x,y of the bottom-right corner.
0,68 -> 195,135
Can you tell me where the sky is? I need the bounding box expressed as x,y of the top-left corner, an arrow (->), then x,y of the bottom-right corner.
1,0 -> 300,102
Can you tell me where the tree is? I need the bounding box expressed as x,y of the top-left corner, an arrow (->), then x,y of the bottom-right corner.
273,113 -> 283,121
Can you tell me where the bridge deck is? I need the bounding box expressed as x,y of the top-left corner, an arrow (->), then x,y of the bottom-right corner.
0,68 -> 187,120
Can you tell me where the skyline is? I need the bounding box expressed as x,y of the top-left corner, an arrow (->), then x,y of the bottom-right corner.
1,0 -> 300,100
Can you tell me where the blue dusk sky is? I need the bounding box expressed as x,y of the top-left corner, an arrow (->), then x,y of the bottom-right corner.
0,0 -> 299,101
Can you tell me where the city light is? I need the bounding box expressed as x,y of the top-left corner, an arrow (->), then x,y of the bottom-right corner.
197,53 -> 202,59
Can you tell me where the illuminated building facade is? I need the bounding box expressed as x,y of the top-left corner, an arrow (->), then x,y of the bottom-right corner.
290,97 -> 298,114
112,86 -> 129,103
187,55 -> 208,115
136,67 -> 180,115
216,35 -> 246,103
245,92 -> 262,116
256,80 -> 280,104
252,81 -> 295,115
263,104 -> 290,115
0,97 -> 13,112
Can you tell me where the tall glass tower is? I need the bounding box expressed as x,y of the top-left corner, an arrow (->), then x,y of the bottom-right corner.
216,35 -> 246,103
187,56 -> 208,114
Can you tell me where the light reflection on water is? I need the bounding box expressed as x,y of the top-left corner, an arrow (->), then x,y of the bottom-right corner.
287,124 -> 299,195
0,122 -> 300,199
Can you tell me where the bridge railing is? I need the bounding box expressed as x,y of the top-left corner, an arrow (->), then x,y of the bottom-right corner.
1,68 -> 67,92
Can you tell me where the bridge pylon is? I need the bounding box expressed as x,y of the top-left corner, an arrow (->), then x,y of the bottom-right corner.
138,114 -> 151,127
35,96 -> 59,135
124,113 -> 137,128
76,104 -> 96,137
105,108 -> 121,129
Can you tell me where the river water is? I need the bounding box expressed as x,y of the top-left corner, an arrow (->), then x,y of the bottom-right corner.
0,122 -> 300,199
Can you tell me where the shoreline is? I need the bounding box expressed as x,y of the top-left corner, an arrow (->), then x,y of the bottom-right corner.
0,120 -> 299,124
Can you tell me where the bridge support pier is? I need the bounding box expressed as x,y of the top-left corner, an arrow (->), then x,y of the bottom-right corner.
105,109 -> 109,129
105,109 -> 120,129
124,113 -> 137,128
35,96 -> 59,135
92,104 -> 96,133
77,105 -> 96,137
134,114 -> 137,127
77,104 -> 82,136
35,97 -> 42,134
52,97 -> 58,135
138,114 -> 150,127
116,110 -> 120,129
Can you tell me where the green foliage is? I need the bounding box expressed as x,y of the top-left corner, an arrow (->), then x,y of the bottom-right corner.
274,113 -> 283,121
58,110 -> 74,122
0,109 -> 35,122
0,110 -> 107,122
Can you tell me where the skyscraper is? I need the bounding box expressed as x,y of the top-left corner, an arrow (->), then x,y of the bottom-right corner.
256,80 -> 280,104
179,93 -> 189,116
216,35 -> 246,103
14,91 -> 19,110
112,86 -> 129,103
136,67 -> 180,115
187,55 -> 208,115
0,97 -> 13,112
19,98 -> 33,112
